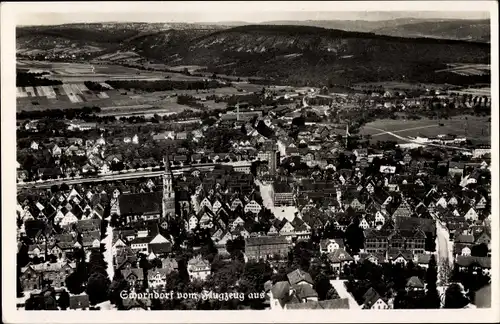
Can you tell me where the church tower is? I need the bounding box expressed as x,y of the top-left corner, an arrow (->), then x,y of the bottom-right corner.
162,154 -> 176,219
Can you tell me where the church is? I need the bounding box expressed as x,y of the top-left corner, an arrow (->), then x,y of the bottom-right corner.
117,155 -> 177,223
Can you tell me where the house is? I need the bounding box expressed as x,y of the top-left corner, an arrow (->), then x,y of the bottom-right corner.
326,248 -> 354,273
50,144 -> 62,158
269,281 -> 291,310
244,200 -> 262,214
147,268 -> 170,288
30,141 -> 39,150
464,207 -> 479,222
406,276 -> 425,291
287,269 -> 314,287
358,252 -> 386,265
284,298 -> 350,310
455,256 -> 491,275
388,250 -> 413,265
130,230 -> 170,255
69,294 -> 90,310
20,262 -> 76,291
414,254 -> 433,269
121,268 -> 145,288
187,255 -> 211,281
362,288 -> 389,310
449,162 -> 465,176
319,238 -> 344,254
474,230 -> 491,251
290,284 -> 319,303
122,296 -> 151,310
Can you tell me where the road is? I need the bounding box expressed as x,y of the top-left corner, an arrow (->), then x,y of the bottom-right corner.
432,213 -> 454,286
330,280 -> 361,309
364,126 -> 471,152
103,220 -> 115,281
255,179 -> 274,209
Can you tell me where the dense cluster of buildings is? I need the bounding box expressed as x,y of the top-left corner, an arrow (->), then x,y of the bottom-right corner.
16,81 -> 492,311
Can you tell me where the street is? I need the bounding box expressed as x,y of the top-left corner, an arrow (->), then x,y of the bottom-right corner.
255,179 -> 274,209
330,280 -> 361,309
103,220 -> 115,282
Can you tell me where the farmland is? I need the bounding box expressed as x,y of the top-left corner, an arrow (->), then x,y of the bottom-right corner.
435,63 -> 491,76
17,60 -> 208,82
359,115 -> 491,144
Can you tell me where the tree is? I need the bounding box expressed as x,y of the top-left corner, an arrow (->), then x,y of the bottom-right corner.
424,254 -> 440,308
288,241 -> 315,271
438,260 -> 452,286
444,283 -> 469,308
344,217 -> 364,255
238,260 -> 272,309
57,289 -> 70,310
471,243 -> 488,257
291,116 -> 305,128
86,272 -> 111,305
88,250 -> 108,277
108,270 -> 128,310
139,254 -> 151,290
65,270 -> 86,295
394,289 -> 408,309
314,272 -> 334,300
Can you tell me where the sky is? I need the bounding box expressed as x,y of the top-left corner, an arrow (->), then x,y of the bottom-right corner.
12,2 -> 492,26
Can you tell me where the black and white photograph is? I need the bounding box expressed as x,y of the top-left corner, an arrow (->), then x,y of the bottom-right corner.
1,1 -> 498,323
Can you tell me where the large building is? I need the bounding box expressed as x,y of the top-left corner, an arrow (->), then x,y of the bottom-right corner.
273,181 -> 294,206
245,236 -> 291,260
117,154 -> 177,223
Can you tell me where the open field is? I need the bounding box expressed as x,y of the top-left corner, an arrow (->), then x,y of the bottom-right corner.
449,87 -> 491,97
359,115 -> 491,144
17,60 -> 208,82
352,82 -> 450,91
17,86 -> 196,114
436,63 -> 491,76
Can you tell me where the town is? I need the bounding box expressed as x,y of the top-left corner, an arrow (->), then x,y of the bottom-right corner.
16,83 -> 492,311
14,13 -> 492,312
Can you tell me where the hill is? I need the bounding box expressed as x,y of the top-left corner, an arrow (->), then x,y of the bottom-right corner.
137,25 -> 490,85
17,24 -> 490,86
372,19 -> 490,43
192,18 -> 490,43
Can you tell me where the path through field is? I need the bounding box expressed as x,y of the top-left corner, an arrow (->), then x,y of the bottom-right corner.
370,124 -> 439,137
364,126 -> 470,151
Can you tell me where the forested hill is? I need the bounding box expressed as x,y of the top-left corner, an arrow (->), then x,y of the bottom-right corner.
17,24 -> 490,86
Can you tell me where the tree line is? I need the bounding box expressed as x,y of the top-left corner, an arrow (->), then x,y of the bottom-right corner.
17,71 -> 63,87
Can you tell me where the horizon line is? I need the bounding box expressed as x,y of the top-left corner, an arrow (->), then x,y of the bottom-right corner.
17,16 -> 491,27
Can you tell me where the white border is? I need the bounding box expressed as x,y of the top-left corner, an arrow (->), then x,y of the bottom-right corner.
2,1 -> 498,323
